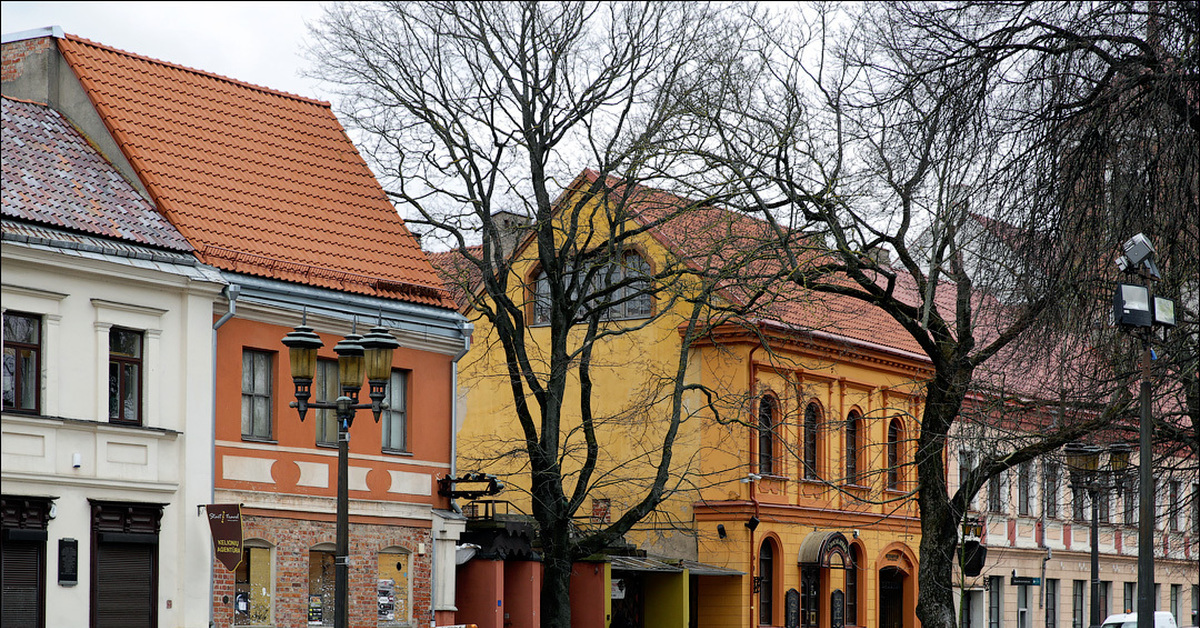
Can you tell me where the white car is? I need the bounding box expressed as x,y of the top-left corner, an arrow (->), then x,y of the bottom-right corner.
1101,611 -> 1180,628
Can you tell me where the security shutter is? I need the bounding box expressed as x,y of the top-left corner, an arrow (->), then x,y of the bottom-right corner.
1,540 -> 43,627
93,541 -> 154,628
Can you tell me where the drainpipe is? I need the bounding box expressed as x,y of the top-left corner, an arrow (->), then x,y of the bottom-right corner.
433,319 -> 473,624
747,343 -> 761,628
210,284 -> 239,628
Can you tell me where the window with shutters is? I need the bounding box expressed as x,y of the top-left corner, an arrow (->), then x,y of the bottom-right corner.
2,495 -> 52,628
2,312 -> 41,414
377,549 -> 412,626
234,543 -> 273,625
90,501 -> 162,628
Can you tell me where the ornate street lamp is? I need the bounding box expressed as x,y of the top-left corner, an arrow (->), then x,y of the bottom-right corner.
1064,442 -> 1133,628
282,317 -> 398,628
1111,233 -> 1177,628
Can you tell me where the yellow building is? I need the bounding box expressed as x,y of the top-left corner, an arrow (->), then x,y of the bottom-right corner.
445,170 -> 926,628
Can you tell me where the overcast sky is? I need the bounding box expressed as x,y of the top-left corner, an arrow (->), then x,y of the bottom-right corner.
1,2 -> 330,100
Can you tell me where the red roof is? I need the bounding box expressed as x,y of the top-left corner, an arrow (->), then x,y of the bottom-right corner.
55,34 -> 452,307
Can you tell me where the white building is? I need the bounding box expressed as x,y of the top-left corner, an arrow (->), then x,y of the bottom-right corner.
2,94 -> 225,627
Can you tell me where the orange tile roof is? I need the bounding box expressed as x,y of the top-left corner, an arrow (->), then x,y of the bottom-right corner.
56,34 -> 453,308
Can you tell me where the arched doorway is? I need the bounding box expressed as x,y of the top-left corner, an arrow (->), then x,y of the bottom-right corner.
878,566 -> 907,628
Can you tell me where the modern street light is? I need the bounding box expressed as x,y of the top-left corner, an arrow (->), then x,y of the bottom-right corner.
1111,233 -> 1177,628
1064,442 -> 1132,628
282,317 -> 399,628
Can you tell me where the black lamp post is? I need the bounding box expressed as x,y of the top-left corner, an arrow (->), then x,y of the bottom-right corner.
1064,442 -> 1132,628
1111,233 -> 1176,628
283,319 -> 399,628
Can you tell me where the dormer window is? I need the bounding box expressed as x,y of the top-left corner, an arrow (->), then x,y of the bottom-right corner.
531,250 -> 653,325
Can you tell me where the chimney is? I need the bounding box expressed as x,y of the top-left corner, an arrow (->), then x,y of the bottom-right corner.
492,211 -> 531,257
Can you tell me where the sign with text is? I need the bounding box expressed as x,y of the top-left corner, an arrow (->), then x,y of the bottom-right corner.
1010,575 -> 1041,586
831,589 -> 845,628
205,504 -> 243,572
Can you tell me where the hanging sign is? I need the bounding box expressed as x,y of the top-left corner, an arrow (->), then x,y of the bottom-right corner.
205,504 -> 244,572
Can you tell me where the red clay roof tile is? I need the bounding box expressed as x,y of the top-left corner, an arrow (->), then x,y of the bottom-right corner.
55,34 -> 453,308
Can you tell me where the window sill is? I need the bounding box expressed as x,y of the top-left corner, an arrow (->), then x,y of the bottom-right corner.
241,436 -> 278,445
316,441 -> 337,450
382,448 -> 412,457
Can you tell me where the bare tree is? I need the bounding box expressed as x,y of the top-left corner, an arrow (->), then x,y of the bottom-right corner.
307,2 -> 759,623
662,2 -> 1197,626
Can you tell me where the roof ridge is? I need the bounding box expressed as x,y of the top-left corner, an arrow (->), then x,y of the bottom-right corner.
62,32 -> 331,108
0,93 -> 51,108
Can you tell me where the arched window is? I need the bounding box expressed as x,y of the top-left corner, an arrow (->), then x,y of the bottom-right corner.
803,403 -> 820,479
758,539 -> 775,625
845,410 -> 861,484
846,544 -> 860,625
887,418 -> 902,490
758,395 -> 778,476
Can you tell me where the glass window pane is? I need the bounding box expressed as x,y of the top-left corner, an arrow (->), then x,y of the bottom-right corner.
253,353 -> 270,394
123,363 -> 139,421
109,362 -> 120,419
242,396 -> 252,435
3,347 -> 16,407
243,352 -> 254,392
110,328 -> 141,357
4,313 -> 39,343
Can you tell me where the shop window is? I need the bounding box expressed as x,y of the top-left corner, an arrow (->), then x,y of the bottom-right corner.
886,418 -> 902,490
802,403 -> 820,479
241,350 -> 273,440
757,395 -> 778,476
845,410 -> 861,484
377,549 -> 411,626
309,549 -> 336,626
314,360 -> 339,446
1045,579 -> 1059,628
108,327 -> 143,424
1073,580 -> 1085,628
90,500 -> 162,628
234,543 -> 273,625
1017,584 -> 1031,628
1,495 -> 52,628
758,539 -> 774,625
988,576 -> 1003,628
381,370 -> 408,453
2,311 -> 41,414
1124,582 -> 1136,615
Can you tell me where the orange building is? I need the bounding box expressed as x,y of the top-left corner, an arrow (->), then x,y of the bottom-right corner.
3,28 -> 471,627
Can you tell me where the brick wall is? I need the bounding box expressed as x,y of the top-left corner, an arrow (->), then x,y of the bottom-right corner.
1,37 -> 50,83
212,514 -> 433,628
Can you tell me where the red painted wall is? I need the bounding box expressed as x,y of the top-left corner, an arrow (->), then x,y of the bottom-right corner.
570,562 -> 608,628
455,560 -> 504,628
504,561 -> 541,628
213,315 -> 454,505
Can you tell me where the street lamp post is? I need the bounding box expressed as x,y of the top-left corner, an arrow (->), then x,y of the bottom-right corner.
1111,233 -> 1176,628
283,319 -> 399,628
1064,442 -> 1131,628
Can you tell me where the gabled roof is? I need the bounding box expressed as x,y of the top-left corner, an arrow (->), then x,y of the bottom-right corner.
2,95 -> 191,252
54,34 -> 452,308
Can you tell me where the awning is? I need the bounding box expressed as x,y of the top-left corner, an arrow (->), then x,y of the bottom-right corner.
678,560 -> 745,576
797,530 -> 854,569
609,556 -> 681,573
